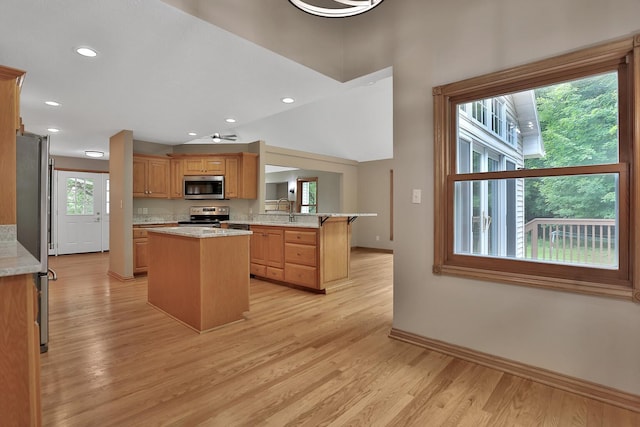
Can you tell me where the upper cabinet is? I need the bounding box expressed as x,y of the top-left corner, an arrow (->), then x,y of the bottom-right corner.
170,153 -> 258,199
133,154 -> 170,198
169,158 -> 183,199
225,153 -> 258,199
0,65 -> 26,225
183,157 -> 225,175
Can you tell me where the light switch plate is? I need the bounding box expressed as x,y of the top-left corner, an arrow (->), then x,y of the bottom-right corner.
412,189 -> 421,204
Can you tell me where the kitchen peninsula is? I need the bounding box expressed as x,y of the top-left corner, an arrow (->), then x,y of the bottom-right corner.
146,227 -> 251,332
225,213 -> 376,293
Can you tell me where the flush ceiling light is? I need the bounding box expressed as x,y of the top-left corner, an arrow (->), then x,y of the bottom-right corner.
289,0 -> 384,18
225,118 -> 236,123
281,97 -> 295,104
188,132 -> 197,136
45,101 -> 60,107
85,150 -> 104,158
47,128 -> 60,133
76,47 -> 98,57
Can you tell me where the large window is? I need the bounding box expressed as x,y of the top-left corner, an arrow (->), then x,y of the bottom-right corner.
297,177 -> 318,213
433,35 -> 640,301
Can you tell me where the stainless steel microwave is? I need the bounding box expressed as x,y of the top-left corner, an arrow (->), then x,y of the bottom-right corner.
183,175 -> 225,199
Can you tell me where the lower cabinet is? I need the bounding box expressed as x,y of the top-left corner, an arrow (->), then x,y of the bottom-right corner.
0,274 -> 41,426
284,230 -> 318,289
250,225 -> 320,290
133,224 -> 177,274
250,226 -> 284,279
248,218 -> 351,292
133,228 -> 149,274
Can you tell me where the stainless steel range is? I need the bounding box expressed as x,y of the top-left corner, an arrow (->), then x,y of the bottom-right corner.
178,206 -> 230,228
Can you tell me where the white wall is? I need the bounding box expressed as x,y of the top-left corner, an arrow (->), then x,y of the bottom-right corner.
345,0 -> 640,395
356,159 -> 394,251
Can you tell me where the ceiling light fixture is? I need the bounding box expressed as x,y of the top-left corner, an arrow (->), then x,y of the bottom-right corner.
188,132 -> 197,136
225,118 -> 236,123
85,150 -> 104,158
76,47 -> 98,57
45,101 -> 60,107
47,128 -> 60,133
281,97 -> 295,104
289,0 -> 384,18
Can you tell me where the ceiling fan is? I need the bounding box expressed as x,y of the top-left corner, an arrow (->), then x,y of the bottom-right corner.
210,133 -> 237,142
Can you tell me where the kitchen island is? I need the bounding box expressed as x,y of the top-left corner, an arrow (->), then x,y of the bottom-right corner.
224,213 -> 376,293
146,227 -> 251,332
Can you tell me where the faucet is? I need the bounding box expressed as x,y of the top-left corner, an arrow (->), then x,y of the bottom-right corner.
289,203 -> 296,222
276,197 -> 289,212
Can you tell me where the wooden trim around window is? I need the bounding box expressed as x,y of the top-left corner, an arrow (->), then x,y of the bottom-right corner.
433,33 -> 640,301
389,169 -> 394,241
633,35 -> 640,303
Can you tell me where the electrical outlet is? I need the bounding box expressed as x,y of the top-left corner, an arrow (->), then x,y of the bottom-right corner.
143,208 -> 148,214
412,189 -> 422,204
137,208 -> 142,214
376,235 -> 380,241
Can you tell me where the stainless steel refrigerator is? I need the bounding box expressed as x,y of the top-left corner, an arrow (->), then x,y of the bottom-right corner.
16,132 -> 56,353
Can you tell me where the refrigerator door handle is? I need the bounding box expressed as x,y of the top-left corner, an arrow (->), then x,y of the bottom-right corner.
47,268 -> 57,281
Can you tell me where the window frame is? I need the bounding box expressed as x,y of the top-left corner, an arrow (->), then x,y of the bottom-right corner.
296,177 -> 318,213
433,34 -> 640,302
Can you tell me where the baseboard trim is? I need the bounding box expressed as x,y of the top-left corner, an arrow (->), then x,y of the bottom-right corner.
351,246 -> 393,254
389,328 -> 640,413
107,270 -> 135,282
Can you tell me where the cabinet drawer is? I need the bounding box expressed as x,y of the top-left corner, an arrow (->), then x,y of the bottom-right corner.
266,267 -> 284,281
133,228 -> 148,238
285,263 -> 317,288
284,230 -> 317,245
284,243 -> 317,267
250,263 -> 267,277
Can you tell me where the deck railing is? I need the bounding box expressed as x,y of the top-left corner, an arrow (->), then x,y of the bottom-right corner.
524,218 -> 616,266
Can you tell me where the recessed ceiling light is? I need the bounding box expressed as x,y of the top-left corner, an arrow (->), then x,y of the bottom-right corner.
225,118 -> 236,123
281,97 -> 295,104
188,132 -> 197,136
85,151 -> 104,158
45,101 -> 60,107
47,128 -> 60,133
76,47 -> 97,57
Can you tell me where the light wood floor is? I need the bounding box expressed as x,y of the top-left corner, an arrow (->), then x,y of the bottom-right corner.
41,250 -> 639,426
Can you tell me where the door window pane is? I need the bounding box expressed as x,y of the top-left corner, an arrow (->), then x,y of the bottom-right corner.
66,178 -> 94,215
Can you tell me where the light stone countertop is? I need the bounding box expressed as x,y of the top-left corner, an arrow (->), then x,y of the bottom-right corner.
223,220 -> 319,228
147,226 -> 252,239
224,212 -> 377,229
0,241 -> 43,277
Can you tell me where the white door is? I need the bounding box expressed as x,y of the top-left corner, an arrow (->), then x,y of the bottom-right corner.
56,171 -> 107,255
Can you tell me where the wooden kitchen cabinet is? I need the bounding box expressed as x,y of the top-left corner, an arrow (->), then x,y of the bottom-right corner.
224,156 -> 239,198
0,274 -> 42,427
133,155 -> 170,198
168,153 -> 258,199
133,224 -> 177,274
247,218 -> 351,292
0,65 -> 25,225
250,226 -> 284,280
169,158 -> 183,199
183,157 -> 225,175
284,229 -> 319,288
133,228 -> 149,274
224,153 -> 258,199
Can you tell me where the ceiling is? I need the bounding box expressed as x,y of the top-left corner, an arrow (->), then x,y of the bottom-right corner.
0,0 -> 392,162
